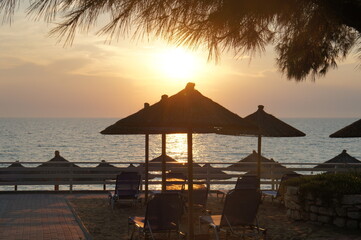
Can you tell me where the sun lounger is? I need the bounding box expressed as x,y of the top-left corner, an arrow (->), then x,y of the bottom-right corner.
128,192 -> 184,240
199,189 -> 266,240
261,173 -> 301,203
108,172 -> 142,209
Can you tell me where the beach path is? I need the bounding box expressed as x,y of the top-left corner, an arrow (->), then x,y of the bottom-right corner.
0,193 -> 88,240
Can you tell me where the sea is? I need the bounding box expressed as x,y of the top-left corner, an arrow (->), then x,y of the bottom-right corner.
0,118 -> 360,190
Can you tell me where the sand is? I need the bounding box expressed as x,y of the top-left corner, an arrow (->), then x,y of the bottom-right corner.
69,194 -> 361,240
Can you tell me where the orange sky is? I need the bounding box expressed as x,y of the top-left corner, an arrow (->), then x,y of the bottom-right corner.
0,10 -> 360,118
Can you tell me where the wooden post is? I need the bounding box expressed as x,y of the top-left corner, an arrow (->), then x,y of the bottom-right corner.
187,132 -> 194,240
145,134 -> 149,203
205,163 -> 210,190
257,134 -> 262,180
161,133 -> 166,192
69,164 -> 73,193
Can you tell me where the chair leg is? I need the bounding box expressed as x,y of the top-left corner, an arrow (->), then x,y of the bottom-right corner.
212,226 -> 220,240
110,196 -> 116,209
214,230 -> 220,240
129,225 -> 135,240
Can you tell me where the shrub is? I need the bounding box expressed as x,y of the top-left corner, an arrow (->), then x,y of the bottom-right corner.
284,172 -> 361,206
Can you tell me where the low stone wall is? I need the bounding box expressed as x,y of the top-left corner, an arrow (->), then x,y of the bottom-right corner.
284,186 -> 361,229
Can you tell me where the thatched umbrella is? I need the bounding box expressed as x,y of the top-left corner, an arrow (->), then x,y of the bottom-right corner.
146,154 -> 183,171
314,150 -> 361,170
227,150 -> 295,179
8,161 -> 24,168
92,160 -> 119,182
330,119 -> 361,138
243,105 -> 305,177
195,163 -> 230,180
37,151 -> 78,190
38,151 -> 78,168
95,160 -> 116,168
3,161 -> 26,188
101,82 -> 256,239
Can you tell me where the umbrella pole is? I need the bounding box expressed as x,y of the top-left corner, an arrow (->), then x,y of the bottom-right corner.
145,134 -> 149,203
257,134 -> 262,180
187,132 -> 194,240
162,133 -> 166,192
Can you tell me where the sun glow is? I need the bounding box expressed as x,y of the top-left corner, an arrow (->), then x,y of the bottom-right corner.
155,48 -> 203,80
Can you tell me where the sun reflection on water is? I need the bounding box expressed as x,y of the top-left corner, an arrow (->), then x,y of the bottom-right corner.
166,134 -> 188,163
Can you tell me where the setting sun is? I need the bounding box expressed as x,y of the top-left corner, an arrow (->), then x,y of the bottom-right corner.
155,48 -> 203,80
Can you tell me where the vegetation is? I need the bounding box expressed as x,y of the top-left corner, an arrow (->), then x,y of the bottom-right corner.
284,172 -> 361,206
1,0 -> 360,81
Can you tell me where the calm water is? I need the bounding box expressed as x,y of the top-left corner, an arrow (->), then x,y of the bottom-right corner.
1,118 -> 360,165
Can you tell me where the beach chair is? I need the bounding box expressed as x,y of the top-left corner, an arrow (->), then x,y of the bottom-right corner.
128,192 -> 184,240
218,174 -> 260,202
182,182 -> 209,213
199,189 -> 266,240
261,173 -> 301,203
235,174 -> 260,190
109,172 -> 142,209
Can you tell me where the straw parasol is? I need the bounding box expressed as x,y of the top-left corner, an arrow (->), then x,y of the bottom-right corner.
8,161 -> 25,168
38,151 -> 78,168
146,154 -> 183,171
195,163 -> 230,180
92,160 -> 119,181
243,105 -> 305,177
227,150 -> 295,179
37,151 -> 78,190
2,161 -> 26,184
101,82 -> 256,239
314,150 -> 361,170
330,119 -> 361,138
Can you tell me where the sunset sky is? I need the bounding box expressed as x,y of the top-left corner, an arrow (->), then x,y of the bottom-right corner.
1,9 -> 360,119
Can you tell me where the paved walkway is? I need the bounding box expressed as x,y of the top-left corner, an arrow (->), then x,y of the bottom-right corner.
0,193 -> 88,240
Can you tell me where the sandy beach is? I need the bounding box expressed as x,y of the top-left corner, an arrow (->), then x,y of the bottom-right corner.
69,193 -> 361,240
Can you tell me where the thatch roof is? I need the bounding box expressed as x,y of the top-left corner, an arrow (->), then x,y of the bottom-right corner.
314,150 -> 361,169
101,82 -> 257,135
244,105 -> 305,137
196,163 -> 230,180
8,161 -> 25,168
4,161 -> 26,178
329,119 -> 361,138
37,151 -> 78,168
139,154 -> 183,171
226,151 -> 295,179
95,160 -> 117,168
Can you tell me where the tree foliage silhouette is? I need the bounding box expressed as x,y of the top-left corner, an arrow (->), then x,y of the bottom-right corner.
1,0 -> 360,81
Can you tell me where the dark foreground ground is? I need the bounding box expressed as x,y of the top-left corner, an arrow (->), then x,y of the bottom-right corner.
69,194 -> 361,240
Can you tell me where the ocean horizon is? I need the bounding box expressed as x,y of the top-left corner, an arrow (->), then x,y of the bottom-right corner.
1,118 -> 360,166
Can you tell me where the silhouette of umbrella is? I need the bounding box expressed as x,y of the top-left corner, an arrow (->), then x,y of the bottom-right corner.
2,161 -> 26,184
227,150 -> 295,179
37,151 -> 79,190
101,82 -> 256,239
243,105 -> 305,177
8,161 -> 24,168
195,163 -> 230,180
330,119 -> 361,138
147,154 -> 183,171
92,160 -> 119,181
38,151 -> 78,168
314,150 -> 361,170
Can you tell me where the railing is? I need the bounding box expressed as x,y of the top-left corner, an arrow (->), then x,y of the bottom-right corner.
1,161 -> 360,192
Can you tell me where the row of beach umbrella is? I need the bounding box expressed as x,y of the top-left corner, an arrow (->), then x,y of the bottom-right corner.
8,148 -> 361,176
100,82 -> 360,239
